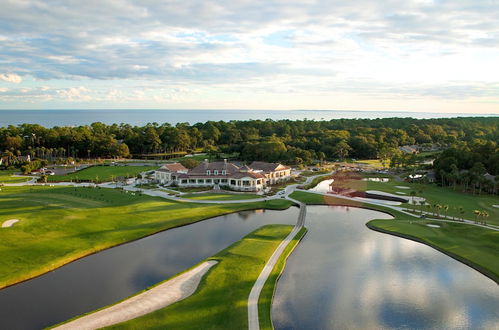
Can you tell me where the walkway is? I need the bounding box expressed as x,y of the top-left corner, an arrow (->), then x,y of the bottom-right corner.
247,193 -> 308,330
54,261 -> 217,330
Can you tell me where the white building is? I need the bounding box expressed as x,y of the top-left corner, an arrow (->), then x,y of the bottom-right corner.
156,159 -> 291,192
153,163 -> 188,184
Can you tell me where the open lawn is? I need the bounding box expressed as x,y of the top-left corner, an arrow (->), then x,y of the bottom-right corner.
353,159 -> 387,168
48,165 -> 158,182
106,225 -> 295,329
0,186 -> 292,289
367,219 -> 499,283
331,173 -> 499,225
181,193 -> 262,201
0,170 -> 30,183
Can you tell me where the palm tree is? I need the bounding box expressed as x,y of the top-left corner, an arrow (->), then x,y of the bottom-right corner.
443,205 -> 449,219
433,203 -> 440,217
419,200 -> 425,216
459,207 -> 465,222
482,211 -> 489,225
473,210 -> 481,224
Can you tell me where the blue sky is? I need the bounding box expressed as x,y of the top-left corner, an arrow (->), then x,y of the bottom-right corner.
0,0 -> 498,113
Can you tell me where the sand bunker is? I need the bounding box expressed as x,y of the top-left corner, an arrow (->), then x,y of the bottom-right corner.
426,224 -> 441,228
395,186 -> 410,189
493,205 -> 499,209
55,260 -> 217,329
395,191 -> 407,195
2,219 -> 19,228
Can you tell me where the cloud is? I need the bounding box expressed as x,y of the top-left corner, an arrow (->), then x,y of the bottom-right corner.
0,1 -> 498,110
0,73 -> 22,83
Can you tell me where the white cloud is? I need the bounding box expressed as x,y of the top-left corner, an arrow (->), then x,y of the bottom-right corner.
0,1 -> 498,111
0,73 -> 22,83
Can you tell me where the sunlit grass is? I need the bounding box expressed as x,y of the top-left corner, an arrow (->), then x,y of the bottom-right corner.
107,225 -> 295,329
48,165 -> 158,182
0,170 -> 30,183
0,185 -> 292,289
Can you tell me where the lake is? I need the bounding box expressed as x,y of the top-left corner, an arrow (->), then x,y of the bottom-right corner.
0,208 -> 298,329
0,109 -> 494,127
1,205 -> 497,329
272,206 -> 499,329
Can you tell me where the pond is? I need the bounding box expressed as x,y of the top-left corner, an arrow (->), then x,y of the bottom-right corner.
0,208 -> 298,330
308,178 -> 335,193
272,206 -> 499,329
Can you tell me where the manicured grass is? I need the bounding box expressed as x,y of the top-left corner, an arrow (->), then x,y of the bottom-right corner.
332,173 -> 499,225
0,170 -> 30,183
182,193 -> 262,200
367,219 -> 499,284
0,186 -> 292,289
300,170 -> 329,177
289,191 -> 409,219
299,173 -> 333,190
48,165 -> 158,182
175,186 -> 213,193
106,225 -> 295,329
258,227 -> 307,330
353,159 -> 386,168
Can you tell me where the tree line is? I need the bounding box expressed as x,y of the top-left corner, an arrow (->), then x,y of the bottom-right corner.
1,117 -> 497,168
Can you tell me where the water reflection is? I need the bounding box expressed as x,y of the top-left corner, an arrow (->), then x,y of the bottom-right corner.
272,206 -> 499,330
0,208 -> 298,330
309,179 -> 335,193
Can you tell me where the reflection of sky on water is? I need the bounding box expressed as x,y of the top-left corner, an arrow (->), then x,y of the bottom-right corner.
273,206 -> 499,330
0,208 -> 298,329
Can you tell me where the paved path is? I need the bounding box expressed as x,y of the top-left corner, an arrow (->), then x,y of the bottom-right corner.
247,194 -> 307,330
54,261 -> 217,330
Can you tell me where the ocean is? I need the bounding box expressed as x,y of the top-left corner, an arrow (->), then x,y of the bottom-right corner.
0,109 -> 496,127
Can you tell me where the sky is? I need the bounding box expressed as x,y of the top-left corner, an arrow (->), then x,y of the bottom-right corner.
0,0 -> 498,113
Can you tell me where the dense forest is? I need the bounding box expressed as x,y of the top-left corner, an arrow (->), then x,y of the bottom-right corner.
1,117 -> 498,174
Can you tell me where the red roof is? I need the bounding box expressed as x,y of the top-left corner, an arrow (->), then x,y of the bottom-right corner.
161,163 -> 188,172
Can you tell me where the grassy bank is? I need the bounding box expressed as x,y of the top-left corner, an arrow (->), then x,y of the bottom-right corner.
258,227 -> 307,330
0,170 -> 30,183
48,165 -> 157,182
0,185 -> 291,289
299,173 -> 333,190
333,172 -> 499,225
291,190 -> 499,284
181,192 -> 262,200
367,219 -> 499,284
106,225 -> 295,329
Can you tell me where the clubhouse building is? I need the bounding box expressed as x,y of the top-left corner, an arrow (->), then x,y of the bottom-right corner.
154,159 -> 291,192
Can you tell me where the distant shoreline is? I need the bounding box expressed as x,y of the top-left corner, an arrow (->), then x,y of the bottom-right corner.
0,109 -> 496,128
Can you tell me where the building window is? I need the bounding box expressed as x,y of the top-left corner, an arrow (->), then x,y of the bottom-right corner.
206,170 -> 211,175
222,170 -> 226,175
221,179 -> 227,183
230,180 -> 236,185
206,179 -> 212,183
214,170 -> 218,175
189,179 -> 196,184
181,179 -> 187,184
